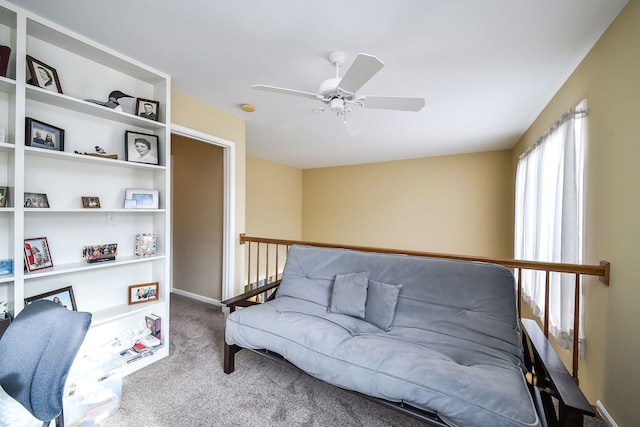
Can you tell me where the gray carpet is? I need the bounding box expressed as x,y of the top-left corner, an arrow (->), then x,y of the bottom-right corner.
98,293 -> 606,427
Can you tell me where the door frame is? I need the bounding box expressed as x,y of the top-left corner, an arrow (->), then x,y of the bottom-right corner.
170,124 -> 235,302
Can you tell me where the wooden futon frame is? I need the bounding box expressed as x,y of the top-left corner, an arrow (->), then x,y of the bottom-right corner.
224,236 -> 608,426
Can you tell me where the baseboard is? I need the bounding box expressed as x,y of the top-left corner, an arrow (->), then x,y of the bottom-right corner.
171,288 -> 223,306
596,400 -> 618,427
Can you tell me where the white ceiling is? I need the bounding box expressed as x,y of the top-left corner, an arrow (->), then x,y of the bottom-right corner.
15,0 -> 628,169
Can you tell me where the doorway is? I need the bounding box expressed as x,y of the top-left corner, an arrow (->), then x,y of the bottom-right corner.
171,126 -> 235,303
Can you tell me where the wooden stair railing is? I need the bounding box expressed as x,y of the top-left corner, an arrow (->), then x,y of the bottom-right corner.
239,233 -> 610,383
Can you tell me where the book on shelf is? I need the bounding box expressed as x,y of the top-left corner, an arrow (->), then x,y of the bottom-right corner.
145,314 -> 161,340
135,233 -> 156,257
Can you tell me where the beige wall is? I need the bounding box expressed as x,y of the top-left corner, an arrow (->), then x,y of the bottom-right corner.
171,91 -> 246,295
512,1 -> 639,424
172,135 -> 224,299
302,150 -> 513,258
246,156 -> 302,240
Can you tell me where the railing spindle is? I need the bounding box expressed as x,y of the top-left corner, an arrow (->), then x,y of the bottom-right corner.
573,274 -> 581,382
544,271 -> 550,337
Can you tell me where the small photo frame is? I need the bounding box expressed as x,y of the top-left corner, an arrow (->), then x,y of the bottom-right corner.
81,196 -> 101,208
25,286 -> 77,311
0,186 -> 8,207
128,282 -> 159,305
135,233 -> 157,257
125,188 -> 159,209
82,243 -> 117,264
0,45 -> 11,78
26,55 -> 63,93
25,117 -> 65,151
24,192 -> 49,208
125,131 -> 159,165
136,98 -> 159,121
24,237 -> 53,272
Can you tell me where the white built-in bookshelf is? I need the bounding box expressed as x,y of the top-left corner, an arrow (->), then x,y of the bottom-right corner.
0,0 -> 171,374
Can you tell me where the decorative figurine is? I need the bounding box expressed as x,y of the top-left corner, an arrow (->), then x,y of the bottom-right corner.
85,90 -> 133,112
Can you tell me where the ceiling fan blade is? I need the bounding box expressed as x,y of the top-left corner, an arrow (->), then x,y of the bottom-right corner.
362,96 -> 425,112
252,84 -> 320,100
337,54 -> 384,95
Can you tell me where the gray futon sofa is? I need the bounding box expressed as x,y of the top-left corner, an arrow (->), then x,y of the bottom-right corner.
224,245 -> 591,427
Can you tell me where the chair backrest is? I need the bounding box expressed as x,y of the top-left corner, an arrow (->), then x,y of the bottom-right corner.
0,300 -> 92,422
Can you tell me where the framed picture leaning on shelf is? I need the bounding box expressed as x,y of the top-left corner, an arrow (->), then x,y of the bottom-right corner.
0,45 -> 11,78
124,188 -> 159,209
0,186 -> 8,207
81,196 -> 100,208
125,131 -> 159,165
82,243 -> 117,263
135,233 -> 157,257
128,282 -> 159,305
26,55 -> 63,93
25,286 -> 77,311
135,98 -> 159,121
24,192 -> 49,208
24,237 -> 53,272
25,117 -> 65,151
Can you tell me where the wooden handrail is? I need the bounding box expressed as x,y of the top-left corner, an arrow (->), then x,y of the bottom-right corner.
240,234 -> 610,283
239,233 -> 611,382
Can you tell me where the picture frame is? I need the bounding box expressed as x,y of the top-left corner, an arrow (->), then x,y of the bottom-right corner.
125,188 -> 159,209
24,237 -> 53,272
128,282 -> 159,305
0,186 -> 8,207
81,196 -> 101,208
25,117 -> 65,152
124,131 -> 159,165
24,192 -> 49,208
135,98 -> 159,121
25,286 -> 77,311
0,45 -> 11,78
82,243 -> 117,264
26,55 -> 63,93
135,233 -> 157,257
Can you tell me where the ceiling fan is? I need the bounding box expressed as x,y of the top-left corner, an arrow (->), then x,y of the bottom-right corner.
252,51 -> 425,135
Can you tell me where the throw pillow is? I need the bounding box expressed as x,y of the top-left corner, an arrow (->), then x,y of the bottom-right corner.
328,272 -> 369,318
365,279 -> 403,331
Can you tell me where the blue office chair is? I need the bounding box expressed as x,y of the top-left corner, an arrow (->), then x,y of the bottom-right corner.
0,300 -> 92,427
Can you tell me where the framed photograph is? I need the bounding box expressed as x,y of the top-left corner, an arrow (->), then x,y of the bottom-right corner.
24,237 -> 53,272
135,233 -> 157,257
136,98 -> 159,121
25,117 -> 65,151
82,243 -> 117,264
0,186 -> 8,207
26,55 -> 63,93
81,196 -> 101,208
125,131 -> 159,165
0,45 -> 11,78
125,188 -> 159,209
24,192 -> 49,208
25,286 -> 77,311
128,282 -> 159,305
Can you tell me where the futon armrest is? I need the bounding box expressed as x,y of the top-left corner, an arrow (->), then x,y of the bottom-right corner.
221,280 -> 281,312
521,318 -> 594,426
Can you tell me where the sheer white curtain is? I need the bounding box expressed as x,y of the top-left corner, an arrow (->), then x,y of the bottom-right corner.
514,101 -> 586,351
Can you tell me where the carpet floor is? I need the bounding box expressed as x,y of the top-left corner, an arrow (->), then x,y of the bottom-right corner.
97,293 -> 606,427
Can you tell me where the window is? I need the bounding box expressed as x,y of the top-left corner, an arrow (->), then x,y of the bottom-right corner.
514,100 -> 587,351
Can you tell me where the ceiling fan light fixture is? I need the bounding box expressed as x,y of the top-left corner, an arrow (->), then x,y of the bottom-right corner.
330,97 -> 344,113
